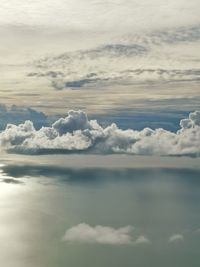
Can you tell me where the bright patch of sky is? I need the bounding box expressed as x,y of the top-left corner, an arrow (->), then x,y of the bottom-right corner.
0,0 -> 199,118
0,0 -> 199,31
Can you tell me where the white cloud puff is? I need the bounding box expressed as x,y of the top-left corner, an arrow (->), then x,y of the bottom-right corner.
0,110 -> 200,156
135,235 -> 150,245
168,234 -> 184,243
62,223 -> 134,245
62,223 -> 150,246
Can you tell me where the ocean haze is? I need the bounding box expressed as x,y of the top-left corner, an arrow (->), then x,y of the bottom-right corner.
0,155 -> 200,267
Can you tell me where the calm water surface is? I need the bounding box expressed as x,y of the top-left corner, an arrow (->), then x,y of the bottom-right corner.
0,156 -> 200,267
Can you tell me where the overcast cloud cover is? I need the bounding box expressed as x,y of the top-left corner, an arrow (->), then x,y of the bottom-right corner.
1,0 -> 199,30
0,0 -> 199,115
0,110 -> 199,156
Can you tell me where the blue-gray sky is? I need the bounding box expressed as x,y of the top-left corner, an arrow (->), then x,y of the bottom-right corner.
0,0 -> 199,138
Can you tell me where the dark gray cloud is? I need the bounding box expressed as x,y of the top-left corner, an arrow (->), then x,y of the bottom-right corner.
30,68 -> 200,90
27,71 -> 64,78
0,178 -> 24,185
51,77 -> 104,90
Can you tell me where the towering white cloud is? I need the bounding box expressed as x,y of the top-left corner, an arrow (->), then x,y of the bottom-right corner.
0,110 -> 199,156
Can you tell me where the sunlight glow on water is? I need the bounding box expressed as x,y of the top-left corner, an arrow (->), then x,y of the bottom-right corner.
0,156 -> 200,267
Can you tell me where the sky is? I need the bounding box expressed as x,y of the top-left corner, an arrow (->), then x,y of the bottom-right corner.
1,4 -> 200,267
0,0 -> 200,155
0,4 -> 200,265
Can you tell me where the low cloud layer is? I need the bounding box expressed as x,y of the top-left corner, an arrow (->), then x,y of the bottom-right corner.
0,110 -> 199,156
62,223 -> 149,245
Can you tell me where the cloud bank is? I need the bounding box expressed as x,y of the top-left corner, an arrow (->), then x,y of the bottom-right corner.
0,110 -> 200,156
62,223 -> 150,245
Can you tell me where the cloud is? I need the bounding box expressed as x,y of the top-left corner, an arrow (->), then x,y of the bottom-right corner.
0,110 -> 200,156
147,25 -> 200,45
62,223 -> 150,246
0,110 -> 199,156
27,71 -> 64,78
51,77 -> 103,90
135,235 -> 150,245
44,68 -> 200,90
62,223 -> 134,245
1,0 -> 199,33
0,178 -> 24,185
168,234 -> 184,243
52,110 -> 91,134
30,43 -> 149,90
29,36 -> 200,90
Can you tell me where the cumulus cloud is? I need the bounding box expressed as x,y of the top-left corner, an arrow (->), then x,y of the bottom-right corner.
135,235 -> 150,245
168,234 -> 184,243
62,223 -> 150,245
62,223 -> 134,245
0,110 -> 199,156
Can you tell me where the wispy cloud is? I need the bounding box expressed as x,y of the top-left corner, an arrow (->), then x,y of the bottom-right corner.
27,26 -> 200,90
168,234 -> 184,243
46,68 -> 200,90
